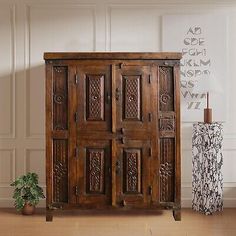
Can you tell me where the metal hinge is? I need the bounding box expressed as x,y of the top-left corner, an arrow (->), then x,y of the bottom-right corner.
74,112 -> 78,123
149,147 -> 152,157
148,186 -> 153,195
148,113 -> 152,122
75,186 -> 79,196
75,74 -> 78,84
106,92 -> 111,104
74,147 -> 79,158
148,74 -> 151,84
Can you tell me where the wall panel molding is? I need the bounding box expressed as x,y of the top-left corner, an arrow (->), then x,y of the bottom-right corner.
106,4 -> 161,52
0,4 -> 16,139
24,148 -> 46,186
0,149 -> 16,187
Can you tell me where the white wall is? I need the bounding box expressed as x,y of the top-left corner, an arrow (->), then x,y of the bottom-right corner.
0,0 -> 236,207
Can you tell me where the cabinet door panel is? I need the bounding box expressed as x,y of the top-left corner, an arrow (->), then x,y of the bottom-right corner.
76,140 -> 111,207
115,140 -> 150,207
115,65 -> 152,132
77,65 -> 111,132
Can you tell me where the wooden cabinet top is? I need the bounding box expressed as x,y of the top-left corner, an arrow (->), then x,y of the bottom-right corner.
44,52 -> 182,60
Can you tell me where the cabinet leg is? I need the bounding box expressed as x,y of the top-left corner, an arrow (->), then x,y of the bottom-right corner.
46,209 -> 53,222
173,209 -> 181,221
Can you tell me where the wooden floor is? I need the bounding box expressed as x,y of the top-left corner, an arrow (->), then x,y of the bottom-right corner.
0,208 -> 236,236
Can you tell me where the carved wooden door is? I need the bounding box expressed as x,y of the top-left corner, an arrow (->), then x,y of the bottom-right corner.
76,140 -> 111,206
76,64 -> 112,132
115,140 -> 151,207
114,64 -> 157,207
115,64 -> 152,132
74,63 -> 112,207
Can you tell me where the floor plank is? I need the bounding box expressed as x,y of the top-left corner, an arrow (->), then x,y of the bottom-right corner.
0,208 -> 235,236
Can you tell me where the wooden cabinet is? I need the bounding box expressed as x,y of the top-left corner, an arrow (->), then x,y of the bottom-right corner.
44,52 -> 181,221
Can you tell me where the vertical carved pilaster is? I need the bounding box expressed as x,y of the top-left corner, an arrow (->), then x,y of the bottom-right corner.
159,67 -> 174,111
159,139 -> 175,202
53,140 -> 68,203
53,66 -> 68,130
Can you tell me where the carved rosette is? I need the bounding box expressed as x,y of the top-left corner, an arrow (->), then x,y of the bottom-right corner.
160,93 -> 171,105
53,93 -> 65,104
123,75 -> 141,120
159,66 -> 174,111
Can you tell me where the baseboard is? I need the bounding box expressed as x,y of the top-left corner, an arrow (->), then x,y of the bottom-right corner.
1,198 -> 235,208
0,199 -> 46,208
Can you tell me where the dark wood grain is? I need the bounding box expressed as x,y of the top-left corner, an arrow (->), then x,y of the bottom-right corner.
44,52 -> 182,60
45,52 -> 181,221
173,64 -> 181,220
68,65 -> 77,205
45,62 -> 53,221
52,66 -> 68,130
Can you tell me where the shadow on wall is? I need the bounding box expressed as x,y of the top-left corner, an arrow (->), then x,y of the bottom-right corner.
0,63 -> 45,144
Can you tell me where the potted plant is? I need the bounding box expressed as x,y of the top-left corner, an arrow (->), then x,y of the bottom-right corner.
10,172 -> 45,215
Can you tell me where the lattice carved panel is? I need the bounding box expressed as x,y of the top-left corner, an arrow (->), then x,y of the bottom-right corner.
86,75 -> 105,121
53,66 -> 68,130
53,140 -> 68,203
123,149 -> 141,194
159,67 -> 174,111
86,149 -> 105,194
123,75 -> 141,120
159,138 -> 175,202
